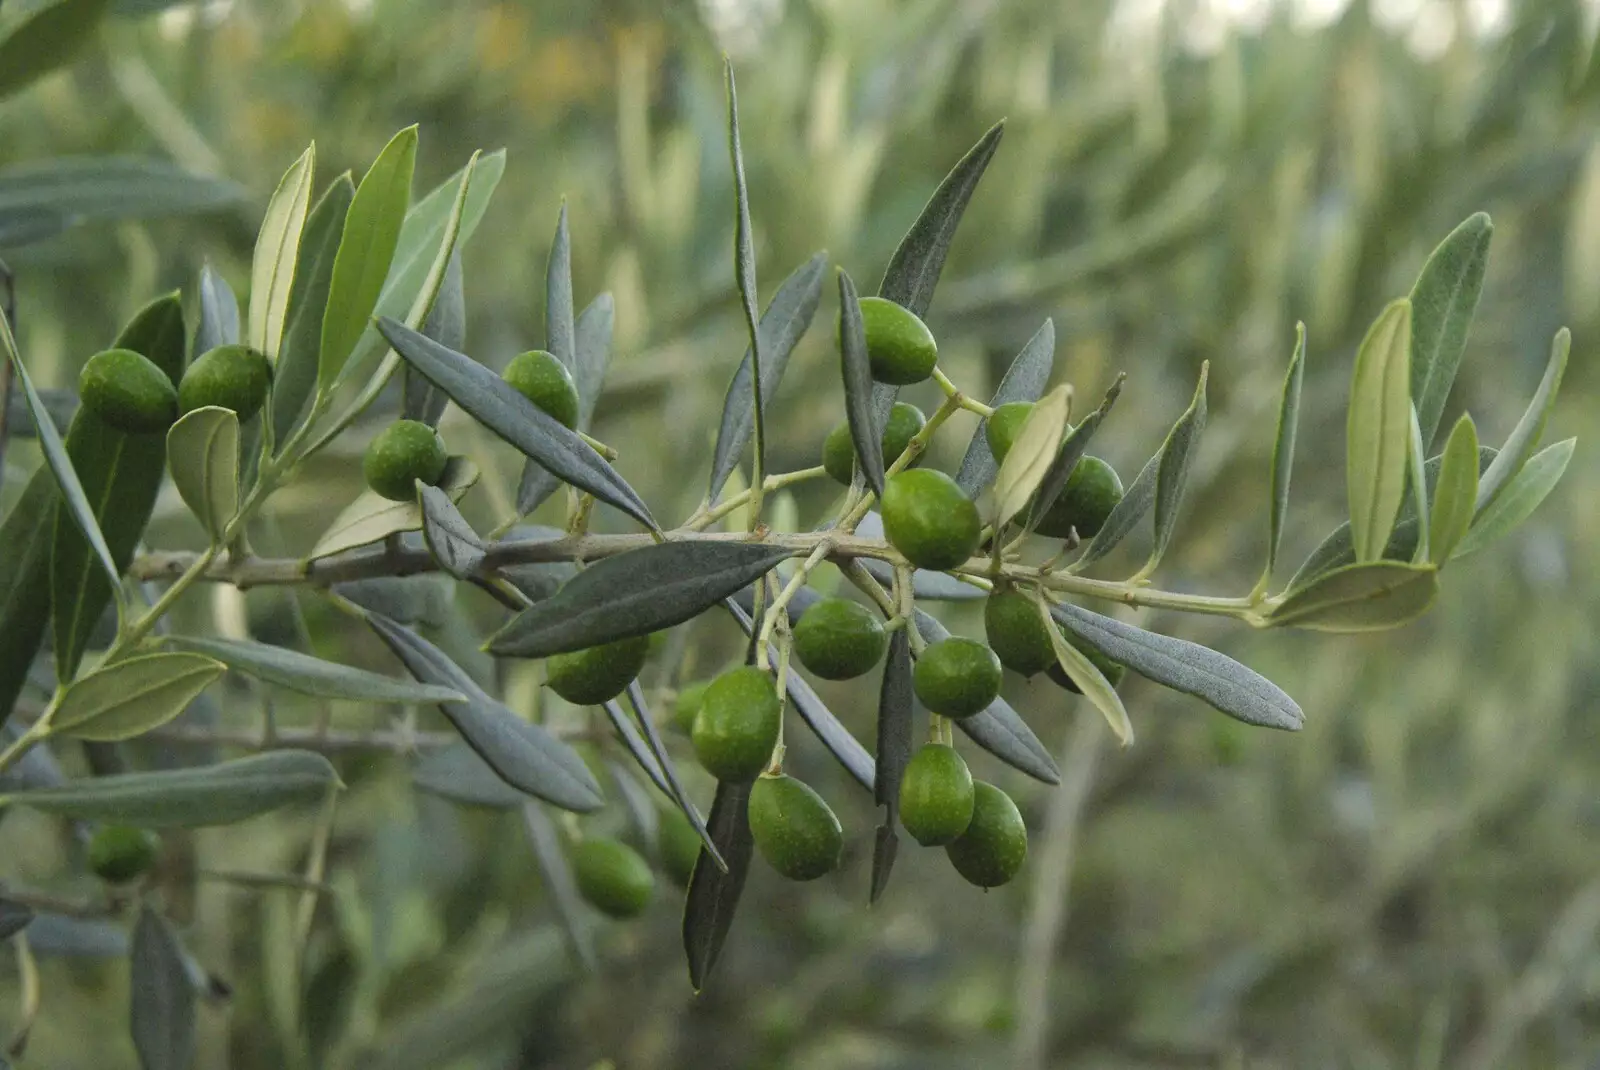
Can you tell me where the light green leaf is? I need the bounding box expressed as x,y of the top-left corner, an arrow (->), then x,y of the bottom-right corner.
164,635 -> 464,705
1269,561 -> 1439,632
165,406 -> 239,546
1453,438 -> 1574,559
1475,328 -> 1569,517
1038,592 -> 1132,745
1407,406 -> 1430,563
1347,298 -> 1413,562
1410,213 -> 1492,447
273,172 -> 355,445
307,458 -> 478,561
1140,361 -> 1208,578
0,0 -> 111,100
1428,413 -> 1479,565
48,653 -> 223,742
318,126 -> 418,391
248,144 -> 316,360
992,384 -> 1071,530
1260,324 -> 1305,589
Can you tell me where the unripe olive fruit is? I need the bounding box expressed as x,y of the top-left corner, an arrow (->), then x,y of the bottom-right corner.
672,679 -> 710,734
945,781 -> 1027,888
77,349 -> 178,434
691,666 -> 781,782
362,419 -> 449,502
821,402 -> 927,485
880,469 -> 982,572
913,636 -> 1002,719
570,837 -> 655,918
657,809 -> 703,887
984,401 -> 1036,465
983,587 -> 1057,677
858,296 -> 938,385
177,343 -> 272,420
898,744 -> 975,846
502,349 -> 580,429
791,597 -> 887,681
747,774 -> 843,881
1033,455 -> 1124,539
1046,642 -> 1127,693
87,824 -> 161,884
544,635 -> 651,706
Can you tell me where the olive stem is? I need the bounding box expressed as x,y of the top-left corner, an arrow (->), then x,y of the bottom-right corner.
893,563 -> 926,655
837,392 -> 965,533
687,465 -> 829,531
933,367 -> 994,419
576,431 -> 617,460
757,539 -> 834,652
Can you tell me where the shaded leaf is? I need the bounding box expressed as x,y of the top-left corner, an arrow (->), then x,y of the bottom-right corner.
1142,363 -> 1208,575
1,751 -> 339,826
601,698 -> 670,797
419,483 -> 486,580
871,629 -> 913,903
1075,451 -> 1158,569
606,760 -> 660,856
1428,414 -> 1479,564
838,268 -> 883,496
165,635 -> 463,705
545,203 -> 575,365
50,652 -> 223,742
307,457 -> 477,561
247,144 -> 315,361
0,0 -> 111,100
488,541 -> 790,658
723,59 -> 768,498
956,318 -> 1055,497
404,246 -> 461,427
1268,561 -> 1440,632
0,468 -> 58,728
1262,324 -> 1305,586
273,172 -> 354,444
0,156 -> 242,249
165,406 -> 238,545
624,682 -> 724,871
1454,438 -> 1574,559
130,907 -> 195,1070
993,383 -> 1071,530
1025,374 -> 1123,534
1410,213 -> 1492,447
192,263 -> 240,356
1407,406 -> 1431,562
330,573 -> 452,629
1475,328 -> 1569,516
1347,299 -> 1413,562
0,899 -> 33,941
683,779 -> 754,992
521,802 -> 597,971
21,913 -> 126,958
413,744 -> 526,809
1041,595 -> 1133,745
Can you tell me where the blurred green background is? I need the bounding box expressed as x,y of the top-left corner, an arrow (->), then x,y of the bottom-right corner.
1,0 -> 1597,1066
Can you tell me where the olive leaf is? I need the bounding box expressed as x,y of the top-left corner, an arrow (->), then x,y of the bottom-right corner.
992,384 -> 1071,531
405,247 -> 462,427
606,760 -> 660,856
683,779 -> 754,992
1048,601 -> 1304,730
0,0 -> 110,100
1428,414 -> 1479,564
624,682 -> 725,871
165,407 -> 239,546
130,907 -> 196,1070
0,899 -> 35,941
1075,451 -> 1157,569
1040,596 -> 1134,745
273,172 -> 355,444
418,484 -> 486,580
1410,212 -> 1492,447
306,457 -> 477,561
413,744 -> 525,809
377,317 -> 656,530
545,202 -> 575,366
0,157 -> 242,251
521,802 -> 597,972
164,635 -> 464,705
1024,373 -> 1123,536
956,318 -> 1055,497
1140,362 -> 1208,577
838,268 -> 884,497
364,612 -> 603,812
1406,406 -> 1432,562
15,914 -> 126,959
0,468 -> 59,728
0,751 -> 340,827
870,629 -> 913,904
321,127 -> 419,390
47,652 -> 224,742
1268,561 -> 1439,632
247,143 -> 315,361
517,291 -> 620,514
1475,327 -> 1569,517
488,541 -> 791,658
601,698 -> 670,797
1260,323 -> 1306,588
1347,298 -> 1414,563
193,262 -> 241,357
1453,438 -> 1574,559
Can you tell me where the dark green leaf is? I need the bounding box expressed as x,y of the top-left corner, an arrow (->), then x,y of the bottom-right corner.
1268,561 -> 1440,632
0,468 -> 58,728
601,698 -> 670,796
878,121 -> 1005,318
165,635 -> 463,705
723,59 -> 767,495
488,541 -> 789,658
521,802 -> 596,971
419,484 -> 486,580
1049,602 -> 1304,730
1475,328 -> 1569,516
1140,364 -> 1208,575
0,156 -> 242,247
1,751 -> 339,826
545,202 -> 574,364
0,898 -> 32,941
871,629 -> 913,904
957,318 -> 1056,497
377,317 -> 655,529
1454,438 -> 1574,558
516,292 -> 617,513
0,0 -> 112,100
50,652 -> 223,742
192,263 -> 240,356
683,779 -> 754,992
1262,324 -> 1306,586
404,246 -> 461,427
331,574 -> 452,629
130,907 -> 195,1070
1025,374 -> 1123,534
1347,299 -> 1414,563
364,612 -> 603,812
837,268 -> 883,496
1410,213 -> 1492,447
274,172 -> 354,444
1075,451 -> 1158,569
624,682 -> 724,871
413,744 -> 525,809
19,913 -> 125,958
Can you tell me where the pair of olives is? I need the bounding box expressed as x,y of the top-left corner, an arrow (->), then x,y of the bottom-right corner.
898,744 -> 1028,887
79,343 -> 273,435
984,586 -> 1126,691
985,400 -> 1125,540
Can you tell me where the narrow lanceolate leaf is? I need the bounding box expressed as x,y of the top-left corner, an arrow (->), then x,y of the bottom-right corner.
405,247 -> 462,427
1475,328 -> 1569,517
545,202 -> 575,364
418,484 -> 486,580
683,779 -> 755,992
607,760 -> 660,856
1268,561 -> 1439,632
378,318 -> 656,529
521,802 -> 597,971
1410,213 -> 1492,447
0,751 -> 339,827
957,319 -> 1055,497
247,144 -> 315,360
130,908 -> 196,1070
319,127 -> 418,390
363,612 -> 603,812
838,269 -> 883,496
878,121 -> 1005,318
1026,374 -> 1124,535
1141,363 -> 1208,576
1261,324 -> 1306,587
193,263 -> 241,356
625,682 -> 725,871
706,252 -> 828,501
488,541 -> 791,658
992,384 -> 1071,530
0,899 -> 33,941
1453,438 -> 1575,559
414,744 -> 527,809
1040,595 -> 1133,746
601,699 -> 671,797
274,172 -> 355,444
1407,406 -> 1431,563
1076,451 -> 1158,569
165,635 -> 464,705
517,291 -> 620,513
0,157 -> 242,250
723,59 -> 768,492
871,629 -> 914,903
307,457 -> 477,561
1428,414 -> 1479,565
165,406 -> 238,546
0,467 -> 58,729
0,0 -> 111,100
1347,299 -> 1414,562
1048,602 -> 1304,731
49,653 -> 223,742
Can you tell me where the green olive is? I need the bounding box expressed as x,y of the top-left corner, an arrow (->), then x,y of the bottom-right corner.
983,587 -> 1058,677
672,679 -> 710,735
571,837 -> 655,918
913,637 -> 1002,719
502,349 -> 580,429
984,401 -> 1036,465
544,635 -> 651,706
898,744 -> 975,846
791,597 -> 887,681
945,781 -> 1027,888
86,824 -> 161,884
858,296 -> 938,385
880,469 -> 982,572
691,666 -> 781,782
78,349 -> 177,434
362,419 -> 449,502
747,773 -> 843,881
1033,456 -> 1124,539
821,402 -> 928,485
177,343 -> 272,420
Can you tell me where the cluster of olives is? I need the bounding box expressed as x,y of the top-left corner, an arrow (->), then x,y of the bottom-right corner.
78,343 -> 273,434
